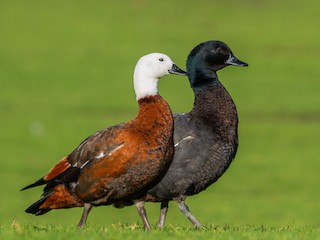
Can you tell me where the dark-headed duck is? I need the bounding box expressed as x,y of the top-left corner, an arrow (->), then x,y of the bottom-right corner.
142,41 -> 248,228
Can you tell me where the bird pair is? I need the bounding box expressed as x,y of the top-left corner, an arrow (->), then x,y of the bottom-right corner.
22,40 -> 248,230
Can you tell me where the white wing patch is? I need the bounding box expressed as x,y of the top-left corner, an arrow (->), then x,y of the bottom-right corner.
174,136 -> 194,147
96,151 -> 105,159
80,160 -> 90,169
96,143 -> 125,159
77,143 -> 125,169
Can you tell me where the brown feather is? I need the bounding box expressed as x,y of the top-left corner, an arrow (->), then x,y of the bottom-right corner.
40,185 -> 83,209
25,95 -> 174,212
43,157 -> 71,181
75,95 -> 174,204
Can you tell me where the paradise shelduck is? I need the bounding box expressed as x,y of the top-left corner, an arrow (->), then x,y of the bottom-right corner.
137,41 -> 248,228
22,53 -> 188,229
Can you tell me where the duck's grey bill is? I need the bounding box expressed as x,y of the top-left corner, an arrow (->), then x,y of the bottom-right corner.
168,64 -> 189,76
226,55 -> 248,67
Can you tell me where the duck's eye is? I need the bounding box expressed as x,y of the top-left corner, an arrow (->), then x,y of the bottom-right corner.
159,58 -> 164,62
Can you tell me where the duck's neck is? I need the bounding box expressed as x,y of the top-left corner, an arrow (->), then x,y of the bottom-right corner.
133,66 -> 159,101
191,77 -> 238,142
135,95 -> 173,136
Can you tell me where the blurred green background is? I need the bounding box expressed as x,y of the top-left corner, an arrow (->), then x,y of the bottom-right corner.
1,0 -> 319,228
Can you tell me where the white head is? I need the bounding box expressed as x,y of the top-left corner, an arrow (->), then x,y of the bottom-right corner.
133,53 -> 187,101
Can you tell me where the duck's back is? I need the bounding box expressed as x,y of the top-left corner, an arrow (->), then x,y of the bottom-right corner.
147,81 -> 238,201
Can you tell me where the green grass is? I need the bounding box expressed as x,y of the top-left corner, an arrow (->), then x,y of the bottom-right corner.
2,222 -> 320,240
1,0 -> 320,239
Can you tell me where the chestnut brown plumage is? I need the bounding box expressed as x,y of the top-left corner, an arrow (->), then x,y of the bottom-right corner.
22,53 -> 188,229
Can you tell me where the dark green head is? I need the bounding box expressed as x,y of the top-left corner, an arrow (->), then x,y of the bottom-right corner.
186,40 -> 248,89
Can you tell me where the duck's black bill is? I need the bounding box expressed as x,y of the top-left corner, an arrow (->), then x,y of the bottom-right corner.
226,55 -> 248,67
169,64 -> 189,76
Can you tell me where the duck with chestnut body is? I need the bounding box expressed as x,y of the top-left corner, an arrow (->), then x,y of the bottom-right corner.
22,53 -> 188,229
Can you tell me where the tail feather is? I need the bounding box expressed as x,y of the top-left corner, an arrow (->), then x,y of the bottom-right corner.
25,184 -> 84,215
40,184 -> 83,209
22,157 -> 72,191
21,177 -> 46,191
25,193 -> 53,215
22,163 -> 80,193
23,157 -> 83,215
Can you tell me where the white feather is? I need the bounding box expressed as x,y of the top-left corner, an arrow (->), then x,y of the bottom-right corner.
133,53 -> 174,100
174,136 -> 194,147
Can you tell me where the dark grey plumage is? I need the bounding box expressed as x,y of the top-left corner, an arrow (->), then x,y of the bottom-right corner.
143,40 -> 248,228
